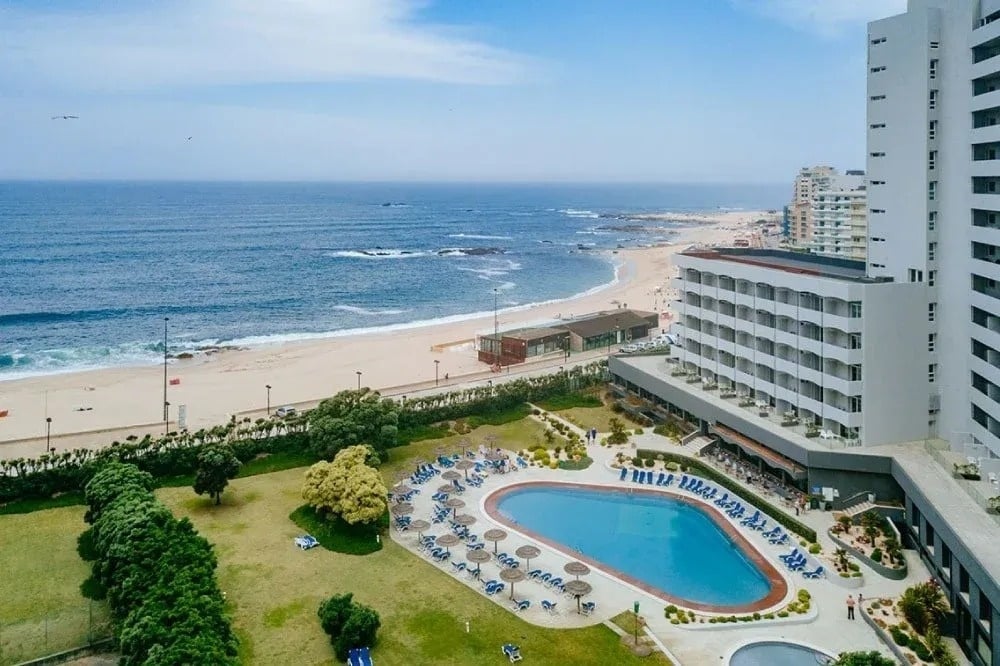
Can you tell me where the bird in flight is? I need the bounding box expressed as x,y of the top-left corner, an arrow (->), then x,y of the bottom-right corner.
51,115 -> 79,120
186,136 -> 193,141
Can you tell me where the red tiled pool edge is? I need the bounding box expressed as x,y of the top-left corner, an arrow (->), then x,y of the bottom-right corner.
483,480 -> 789,614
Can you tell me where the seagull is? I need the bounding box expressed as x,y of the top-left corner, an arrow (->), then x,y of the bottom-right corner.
51,115 -> 79,120
186,136 -> 193,141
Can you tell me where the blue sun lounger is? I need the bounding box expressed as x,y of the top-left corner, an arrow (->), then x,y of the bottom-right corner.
619,467 -> 628,481
502,644 -> 523,663
347,646 -> 373,666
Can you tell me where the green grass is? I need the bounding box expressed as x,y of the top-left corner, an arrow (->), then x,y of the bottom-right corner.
558,457 -> 594,471
288,505 -> 384,555
464,403 -> 532,427
552,405 -> 622,434
0,491 -> 85,515
397,423 -> 452,445
0,505 -> 111,663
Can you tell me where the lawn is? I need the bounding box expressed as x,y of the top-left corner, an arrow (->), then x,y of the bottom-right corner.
0,418 -> 659,665
156,467 -> 664,665
0,506 -> 110,664
549,405 -> 623,434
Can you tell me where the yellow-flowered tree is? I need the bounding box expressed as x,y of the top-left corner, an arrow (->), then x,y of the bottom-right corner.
302,445 -> 387,524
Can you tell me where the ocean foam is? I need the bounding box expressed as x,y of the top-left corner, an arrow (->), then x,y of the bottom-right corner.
559,208 -> 600,219
446,233 -> 514,240
332,305 -> 412,316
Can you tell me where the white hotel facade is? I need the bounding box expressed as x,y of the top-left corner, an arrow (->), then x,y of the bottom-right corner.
606,3 -> 1000,663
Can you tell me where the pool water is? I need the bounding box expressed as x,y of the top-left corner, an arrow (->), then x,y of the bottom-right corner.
492,484 -> 773,607
729,641 -> 833,665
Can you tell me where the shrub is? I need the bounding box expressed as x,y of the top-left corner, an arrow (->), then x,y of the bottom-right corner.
334,604 -> 381,662
634,427 -> 644,435
797,589 -> 811,602
643,458 -> 655,468
777,611 -> 789,618
849,562 -> 860,572
808,543 -> 821,554
665,462 -> 680,471
870,548 -> 883,563
890,625 -> 909,647
665,605 -> 678,616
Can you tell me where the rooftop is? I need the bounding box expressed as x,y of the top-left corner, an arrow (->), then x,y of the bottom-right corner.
681,247 -> 886,284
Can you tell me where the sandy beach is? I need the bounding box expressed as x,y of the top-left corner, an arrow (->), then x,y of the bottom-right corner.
0,212 -> 755,453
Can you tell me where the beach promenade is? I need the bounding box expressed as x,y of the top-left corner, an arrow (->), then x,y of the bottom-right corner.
0,213 -> 759,457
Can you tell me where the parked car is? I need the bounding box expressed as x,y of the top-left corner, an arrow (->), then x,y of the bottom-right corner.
275,405 -> 297,417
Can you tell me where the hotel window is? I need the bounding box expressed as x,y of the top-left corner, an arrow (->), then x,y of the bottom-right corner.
930,41 -> 939,49
849,333 -> 862,350
849,301 -> 862,317
929,333 -> 937,352
870,66 -> 886,73
870,123 -> 886,129
929,302 -> 937,321
870,94 -> 886,101
929,150 -> 937,170
929,58 -> 938,79
849,396 -> 862,413
926,523 -> 935,548
870,180 -> 886,185
870,152 -> 885,158
929,89 -> 938,110
929,120 -> 937,140
870,208 -> 886,214
850,364 -> 862,381
929,270 -> 937,286
870,37 -> 886,45
929,363 -> 937,382
928,211 -> 937,230
928,181 -> 937,201
928,242 -> 937,260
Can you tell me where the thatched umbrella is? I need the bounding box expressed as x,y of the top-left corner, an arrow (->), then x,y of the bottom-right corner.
564,561 -> 591,580
484,449 -> 504,461
390,502 -> 414,516
436,533 -> 460,556
441,470 -> 462,482
394,471 -> 410,483
467,548 -> 491,579
565,580 -> 593,613
452,514 -> 476,527
484,528 -> 508,554
500,567 -> 526,599
444,497 -> 465,518
436,484 -> 454,495
454,458 -> 476,479
515,545 -> 541,570
391,483 -> 413,497
408,519 -> 430,536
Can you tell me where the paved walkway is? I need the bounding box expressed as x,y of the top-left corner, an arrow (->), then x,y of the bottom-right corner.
390,427 -> 928,663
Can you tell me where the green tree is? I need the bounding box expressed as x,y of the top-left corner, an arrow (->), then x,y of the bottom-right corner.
334,604 -> 381,661
194,444 -> 242,505
339,465 -> 388,525
860,511 -> 881,544
607,417 -> 629,445
899,580 -> 949,635
308,389 -> 399,459
84,461 -> 155,524
318,593 -> 355,640
302,445 -> 382,518
832,651 -> 896,666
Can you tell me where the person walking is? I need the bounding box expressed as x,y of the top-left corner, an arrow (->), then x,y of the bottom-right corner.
846,594 -> 856,620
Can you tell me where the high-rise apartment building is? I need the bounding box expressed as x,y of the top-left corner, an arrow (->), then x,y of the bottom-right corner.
787,166 -> 868,260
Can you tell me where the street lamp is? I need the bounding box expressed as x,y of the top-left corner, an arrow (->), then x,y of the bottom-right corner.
434,360 -> 440,386
266,384 -> 272,415
493,287 -> 499,363
162,317 -> 169,422
356,370 -> 362,391
164,401 -> 170,435
45,417 -> 52,453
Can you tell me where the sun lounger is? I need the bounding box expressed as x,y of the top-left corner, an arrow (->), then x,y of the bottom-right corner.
645,472 -> 654,485
452,561 -> 467,573
347,646 -> 374,666
527,569 -> 543,579
541,599 -> 558,614
581,601 -> 596,615
538,572 -> 552,584
664,473 -> 674,486
512,599 -> 530,612
779,548 -> 801,562
295,535 -> 319,550
502,644 -> 523,663
546,576 -> 563,589
631,469 -> 639,483
769,533 -> 789,546
620,468 -> 628,481
753,519 -> 768,532
802,565 -> 825,579
679,475 -> 689,489
762,526 -> 780,539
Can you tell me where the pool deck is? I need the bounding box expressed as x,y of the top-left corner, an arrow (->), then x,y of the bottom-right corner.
391,424 -> 931,663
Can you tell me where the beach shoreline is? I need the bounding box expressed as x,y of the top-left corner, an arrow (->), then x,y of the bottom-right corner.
0,212 -> 757,449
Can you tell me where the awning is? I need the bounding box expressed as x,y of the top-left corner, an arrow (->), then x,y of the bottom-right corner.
709,423 -> 807,480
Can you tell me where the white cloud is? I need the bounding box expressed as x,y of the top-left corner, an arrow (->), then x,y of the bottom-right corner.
0,0 -> 526,92
732,0 -> 907,36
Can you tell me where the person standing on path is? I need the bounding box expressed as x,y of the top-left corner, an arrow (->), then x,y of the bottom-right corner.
846,594 -> 856,620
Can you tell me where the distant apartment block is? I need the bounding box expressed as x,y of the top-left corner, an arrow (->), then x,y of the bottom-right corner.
787,166 -> 868,261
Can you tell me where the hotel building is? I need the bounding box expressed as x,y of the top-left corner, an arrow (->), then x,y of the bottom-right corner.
609,3 -> 1000,663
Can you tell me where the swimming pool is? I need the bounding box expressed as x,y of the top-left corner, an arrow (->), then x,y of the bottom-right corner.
486,482 -> 786,611
728,641 -> 834,665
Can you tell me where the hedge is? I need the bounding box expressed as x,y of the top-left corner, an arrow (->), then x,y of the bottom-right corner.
635,449 -> 817,542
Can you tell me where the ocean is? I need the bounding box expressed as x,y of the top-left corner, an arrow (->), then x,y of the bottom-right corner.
0,182 -> 784,379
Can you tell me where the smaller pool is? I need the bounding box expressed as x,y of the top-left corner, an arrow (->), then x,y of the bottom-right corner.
729,641 -> 834,666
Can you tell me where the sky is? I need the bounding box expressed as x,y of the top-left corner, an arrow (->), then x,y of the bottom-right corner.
0,0 -> 907,182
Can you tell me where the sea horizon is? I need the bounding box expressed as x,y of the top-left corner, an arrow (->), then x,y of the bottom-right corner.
0,181 -> 785,380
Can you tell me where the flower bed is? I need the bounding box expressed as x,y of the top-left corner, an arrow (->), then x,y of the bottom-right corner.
666,590 -> 814,627
830,511 -> 906,579
861,581 -> 958,666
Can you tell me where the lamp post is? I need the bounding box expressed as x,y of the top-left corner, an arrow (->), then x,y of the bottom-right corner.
45,416 -> 52,453
164,401 -> 170,435
266,384 -> 272,415
162,317 -> 169,422
356,371 -> 362,391
434,360 -> 440,386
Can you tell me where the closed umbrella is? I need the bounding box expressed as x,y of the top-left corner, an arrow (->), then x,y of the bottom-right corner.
453,514 -> 476,527
484,528 -> 508,554
390,503 -> 414,516
444,497 -> 465,518
515,545 -> 541,570
455,458 -> 476,479
408,519 -> 430,536
500,567 -> 526,600
467,548 -> 491,579
565,580 -> 593,613
436,533 -> 460,556
564,561 -> 591,580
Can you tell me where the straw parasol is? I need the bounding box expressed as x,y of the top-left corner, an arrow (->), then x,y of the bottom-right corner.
452,514 -> 476,527
436,533 -> 460,555
484,449 -> 504,462
408,519 -> 430,536
394,471 -> 410,483
458,437 -> 472,456
467,548 -> 491,578
390,502 -> 414,516
391,483 -> 413,497
564,580 -> 593,613
441,470 -> 462,482
444,497 -> 465,518
454,458 -> 476,479
515,545 -> 541,570
484,528 -> 508,554
564,561 -> 591,580
500,567 -> 526,599
436,484 -> 454,495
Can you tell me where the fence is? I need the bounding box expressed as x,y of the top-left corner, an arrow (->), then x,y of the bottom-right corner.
923,441 -> 1000,527
0,602 -> 111,666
